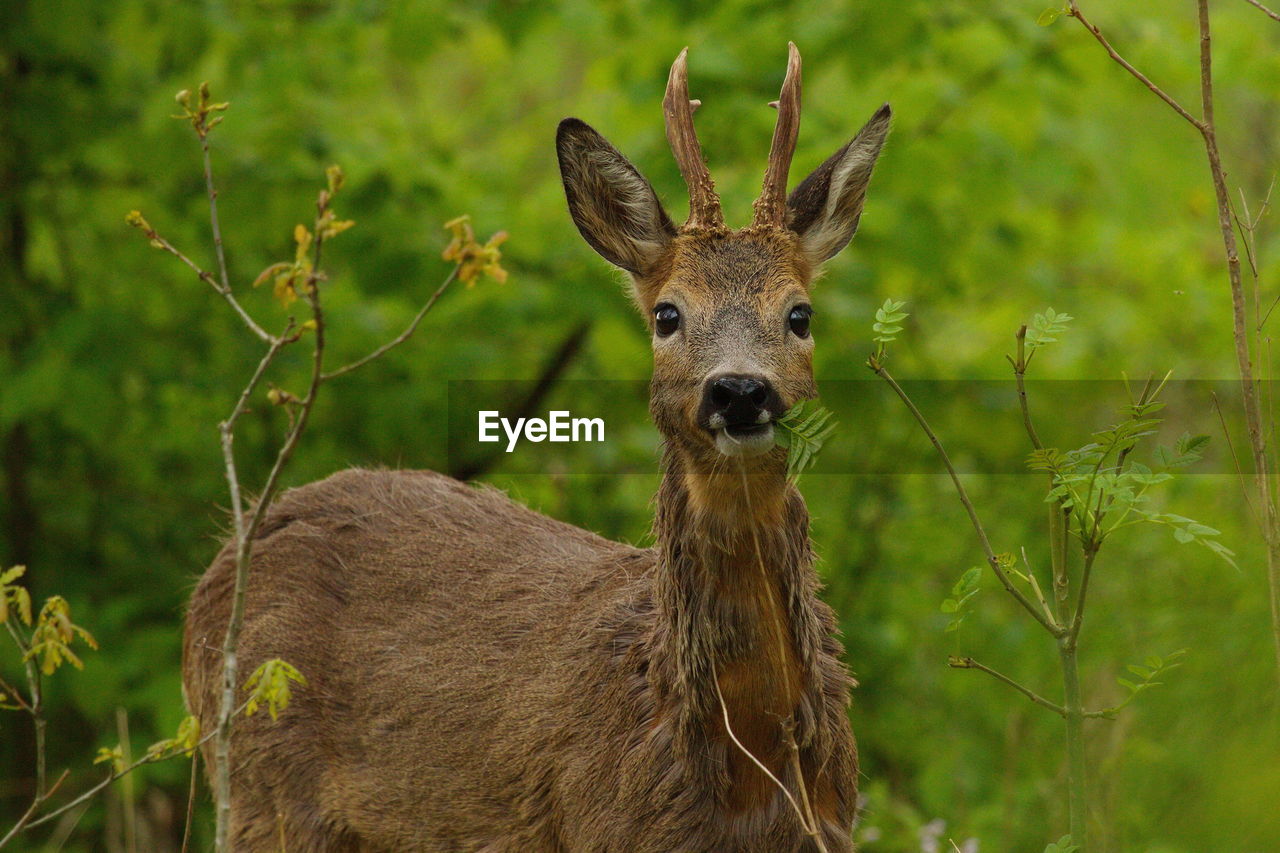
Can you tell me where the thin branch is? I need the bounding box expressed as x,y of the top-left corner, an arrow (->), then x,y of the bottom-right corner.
948,657 -> 1067,717
730,462 -> 831,853
213,204 -> 330,850
5,619 -> 45,797
713,673 -> 820,849
870,361 -> 1063,636
0,770 -> 70,848
1213,390 -> 1258,524
201,132 -> 232,295
780,719 -> 825,853
1194,0 -> 1280,680
21,716 -> 229,835
180,735 -> 199,853
1067,2 -> 1203,130
1243,0 -> 1280,23
1010,326 -> 1043,450
322,264 -> 460,380
145,231 -> 272,344
1068,545 -> 1099,644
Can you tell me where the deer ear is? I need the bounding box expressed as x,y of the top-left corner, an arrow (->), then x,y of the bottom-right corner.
786,104 -> 891,265
557,118 -> 677,276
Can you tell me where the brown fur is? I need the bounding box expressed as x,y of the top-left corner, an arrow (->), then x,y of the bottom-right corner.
184,49 -> 890,851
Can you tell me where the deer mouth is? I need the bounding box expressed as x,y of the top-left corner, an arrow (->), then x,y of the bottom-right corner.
712,421 -> 776,457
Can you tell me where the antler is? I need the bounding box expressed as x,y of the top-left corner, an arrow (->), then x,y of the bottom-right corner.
751,42 -> 802,229
664,48 -> 725,231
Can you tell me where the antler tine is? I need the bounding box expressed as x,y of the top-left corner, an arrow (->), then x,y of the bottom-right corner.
752,42 -> 802,229
664,48 -> 724,231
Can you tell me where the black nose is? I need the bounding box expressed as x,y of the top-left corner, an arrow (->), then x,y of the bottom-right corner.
706,375 -> 773,428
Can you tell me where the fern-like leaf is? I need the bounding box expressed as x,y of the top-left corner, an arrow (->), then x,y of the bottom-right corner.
775,399 -> 837,481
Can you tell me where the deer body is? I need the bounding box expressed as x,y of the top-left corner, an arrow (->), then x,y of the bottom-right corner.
184,45 -> 889,852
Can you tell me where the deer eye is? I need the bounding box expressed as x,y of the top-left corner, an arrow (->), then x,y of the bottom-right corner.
788,304 -> 812,338
654,303 -> 681,337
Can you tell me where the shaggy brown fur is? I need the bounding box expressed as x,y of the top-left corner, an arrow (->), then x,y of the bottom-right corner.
184,48 -> 890,851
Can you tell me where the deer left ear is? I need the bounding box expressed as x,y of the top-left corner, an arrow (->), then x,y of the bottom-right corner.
786,103 -> 891,265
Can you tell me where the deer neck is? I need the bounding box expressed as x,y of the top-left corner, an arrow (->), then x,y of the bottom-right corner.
651,448 -> 824,774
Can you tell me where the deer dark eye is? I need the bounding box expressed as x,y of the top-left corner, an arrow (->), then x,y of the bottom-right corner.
788,305 -> 812,338
654,303 -> 681,337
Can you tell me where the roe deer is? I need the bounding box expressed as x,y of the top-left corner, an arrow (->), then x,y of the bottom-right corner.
183,44 -> 890,852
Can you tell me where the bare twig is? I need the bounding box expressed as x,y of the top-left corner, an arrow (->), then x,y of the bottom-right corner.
180,743 -> 198,853
713,674 -> 825,851
4,619 -> 46,797
1066,2 -> 1202,130
1068,545 -> 1099,644
322,264 -> 460,380
729,464 -> 830,853
1194,0 -> 1280,680
0,770 -> 70,848
1068,0 -> 1280,686
1243,0 -> 1280,23
1009,326 -> 1043,450
869,360 -> 1062,636
948,657 -> 1067,717
142,231 -> 272,344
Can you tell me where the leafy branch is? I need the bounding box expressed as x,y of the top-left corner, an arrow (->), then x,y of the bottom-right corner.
127,82 -> 505,851
869,303 -> 1222,851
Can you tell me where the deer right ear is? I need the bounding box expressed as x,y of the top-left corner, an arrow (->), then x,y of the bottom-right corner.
557,118 -> 677,276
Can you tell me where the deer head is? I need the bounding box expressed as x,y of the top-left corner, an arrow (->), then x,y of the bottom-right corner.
557,44 -> 890,476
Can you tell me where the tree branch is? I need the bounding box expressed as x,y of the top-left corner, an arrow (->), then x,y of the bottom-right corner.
323,264 -> 460,380
870,360 -> 1063,636
948,656 -> 1067,717
1066,2 -> 1203,130
1243,0 -> 1280,23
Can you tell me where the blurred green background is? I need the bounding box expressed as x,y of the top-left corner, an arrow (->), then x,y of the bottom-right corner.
3,0 -> 1279,850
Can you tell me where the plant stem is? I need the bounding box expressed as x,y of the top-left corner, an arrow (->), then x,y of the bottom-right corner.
1194,0 -> 1280,683
949,656 -> 1066,716
1058,638 -> 1088,849
871,360 -> 1062,636
1069,0 -> 1280,687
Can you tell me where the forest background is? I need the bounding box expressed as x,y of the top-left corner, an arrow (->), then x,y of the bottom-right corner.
2,0 -> 1279,850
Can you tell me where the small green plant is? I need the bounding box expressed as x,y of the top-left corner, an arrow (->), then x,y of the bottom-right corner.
940,566 -> 983,633
868,302 -> 1227,851
1044,835 -> 1080,853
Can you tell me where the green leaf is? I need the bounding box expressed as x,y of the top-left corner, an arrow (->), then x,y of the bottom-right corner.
244,658 -> 308,721
775,399 -> 837,482
1026,307 -> 1074,350
1037,7 -> 1062,26
871,298 -> 910,344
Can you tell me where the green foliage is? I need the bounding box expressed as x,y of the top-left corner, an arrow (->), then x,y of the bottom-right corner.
774,399 -> 837,481
940,566 -> 982,632
93,745 -> 124,775
2,1 -> 1276,849
0,566 -> 32,627
872,298 -> 909,344
24,596 -> 98,676
146,714 -> 201,760
243,658 -> 307,722
1044,835 -> 1080,853
1104,649 -> 1188,716
1025,307 -> 1074,351
1037,6 -> 1071,27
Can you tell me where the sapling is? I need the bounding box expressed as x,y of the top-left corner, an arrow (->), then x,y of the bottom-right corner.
867,304 -> 1232,852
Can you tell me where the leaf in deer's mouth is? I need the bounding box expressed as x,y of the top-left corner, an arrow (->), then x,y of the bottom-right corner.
774,399 -> 837,481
